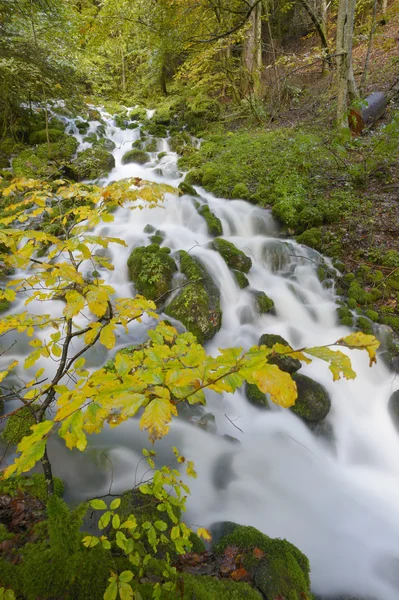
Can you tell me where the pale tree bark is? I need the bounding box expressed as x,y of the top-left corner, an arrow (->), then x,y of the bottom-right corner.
241,0 -> 263,95
336,0 -> 359,126
381,0 -> 388,14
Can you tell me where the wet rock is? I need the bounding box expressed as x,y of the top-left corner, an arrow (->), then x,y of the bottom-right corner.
29,128 -> 65,145
290,373 -> 331,423
259,333 -> 301,374
198,204 -> 223,236
245,382 -> 269,409
178,181 -> 199,197
76,120 -> 90,132
210,521 -> 239,546
211,238 -> 252,273
127,244 -> 177,305
165,250 -> 222,343
70,146 -> 115,180
388,390 -> 399,430
233,269 -> 249,289
121,149 -> 150,165
212,452 -> 237,490
253,291 -> 275,314
94,137 -> 116,152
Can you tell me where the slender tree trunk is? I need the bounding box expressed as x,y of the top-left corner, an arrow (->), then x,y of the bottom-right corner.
241,0 -> 263,96
121,44 -> 126,93
298,0 -> 330,56
42,447 -> 55,497
381,0 -> 388,14
360,0 -> 377,92
335,0 -> 358,126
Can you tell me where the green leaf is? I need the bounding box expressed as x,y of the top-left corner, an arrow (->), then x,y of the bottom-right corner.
110,498 -> 121,510
90,499 -> 107,510
99,511 -> 112,529
154,520 -> 167,531
82,535 -> 100,548
119,582 -> 133,600
104,581 -> 118,600
112,514 -> 121,529
119,571 -> 133,583
102,539 -> 111,550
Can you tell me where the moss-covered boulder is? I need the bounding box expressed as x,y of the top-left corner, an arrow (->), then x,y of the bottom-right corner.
290,373 -> 331,423
122,149 -> 150,165
198,204 -> 223,236
253,291 -> 274,314
297,227 -> 323,251
178,181 -> 199,197
71,147 -> 115,180
245,382 -> 269,409
2,406 -> 37,445
234,270 -> 249,288
127,244 -> 177,305
76,120 -> 90,132
164,250 -> 222,344
94,137 -> 116,152
12,149 -> 56,179
29,128 -> 65,145
177,573 -> 262,600
211,238 -> 252,273
215,524 -> 311,600
259,333 -> 301,374
0,292 -> 11,313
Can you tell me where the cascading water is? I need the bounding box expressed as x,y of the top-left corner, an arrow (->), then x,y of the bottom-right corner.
4,107 -> 399,599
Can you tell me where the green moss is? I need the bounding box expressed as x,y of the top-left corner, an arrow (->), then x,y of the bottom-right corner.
94,137 -> 116,152
122,149 -> 150,165
129,107 -> 147,121
356,316 -> 373,334
253,291 -> 274,314
347,298 -> 357,309
12,149 -> 57,179
364,309 -> 379,321
83,133 -> 98,144
0,295 -> 10,313
179,573 -> 262,600
144,123 -> 167,138
29,128 -> 65,145
185,168 -> 204,186
347,281 -> 373,305
146,139 -> 158,152
198,204 -> 223,236
127,244 -> 177,305
71,147 -> 115,180
290,373 -> 330,423
231,183 -> 250,199
233,269 -> 249,288
215,525 -> 310,599
2,406 -> 36,444
296,228 -> 322,251
178,181 -> 198,196
245,382 -> 269,409
158,152 -> 167,160
76,120 -> 90,132
211,238 -> 252,273
150,234 -> 164,245
0,474 -> 64,502
383,250 -> 399,268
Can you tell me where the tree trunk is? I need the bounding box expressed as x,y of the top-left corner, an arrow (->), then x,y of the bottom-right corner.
42,446 -> 55,497
335,0 -> 359,126
360,0 -> 378,92
241,0 -> 263,96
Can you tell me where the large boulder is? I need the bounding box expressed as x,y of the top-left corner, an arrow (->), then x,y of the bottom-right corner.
259,333 -> 301,374
71,147 -> 115,180
198,204 -> 223,236
211,238 -> 252,273
253,291 -> 274,314
245,382 -> 269,409
122,149 -> 149,165
164,250 -> 222,344
290,373 -> 331,423
127,244 -> 177,305
214,524 -> 311,600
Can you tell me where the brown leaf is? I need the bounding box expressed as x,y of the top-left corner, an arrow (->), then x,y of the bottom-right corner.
253,547 -> 265,559
219,545 -> 240,574
231,567 -> 249,581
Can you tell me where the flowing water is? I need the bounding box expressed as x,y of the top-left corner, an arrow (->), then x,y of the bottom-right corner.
4,107 -> 399,599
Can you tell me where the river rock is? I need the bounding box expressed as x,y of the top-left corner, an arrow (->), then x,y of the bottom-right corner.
164,250 -> 222,344
388,390 -> 399,430
127,244 -> 177,305
259,333 -> 301,374
290,373 -> 331,423
211,238 -> 252,273
253,291 -> 275,314
245,382 -> 269,409
70,146 -> 115,180
197,204 -> 223,236
122,149 -> 150,165
178,181 -> 198,197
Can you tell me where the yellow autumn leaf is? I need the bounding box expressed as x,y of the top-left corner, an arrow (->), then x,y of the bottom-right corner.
197,527 -> 212,542
251,363 -> 297,408
140,397 -> 177,443
305,346 -> 356,381
100,323 -> 116,350
64,290 -> 85,319
86,288 -> 109,317
339,332 -> 380,367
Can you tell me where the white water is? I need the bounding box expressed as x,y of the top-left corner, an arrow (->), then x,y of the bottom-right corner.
5,107 -> 399,599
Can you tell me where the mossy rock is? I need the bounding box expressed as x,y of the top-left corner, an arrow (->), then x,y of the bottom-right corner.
232,182 -> 250,199
0,292 -> 10,313
2,405 -> 37,445
71,147 -> 115,180
12,149 -> 58,179
94,137 -> 116,152
83,133 -> 98,144
76,120 -> 90,132
233,270 -> 249,288
158,152 -> 167,160
178,181 -> 199,197
127,244 -> 177,305
215,524 -> 310,600
122,149 -> 150,165
129,107 -> 147,121
144,123 -> 167,137
356,315 -> 374,334
198,204 -> 223,236
336,305 -> 354,327
296,228 -> 323,251
145,139 -> 158,152
185,168 -> 204,186
211,238 -> 252,273
253,291 -> 274,314
245,382 -> 269,409
258,333 -> 301,374
29,128 -> 65,145
0,473 -> 64,502
290,373 -> 331,423
164,250 -> 222,344
179,573 -> 263,600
